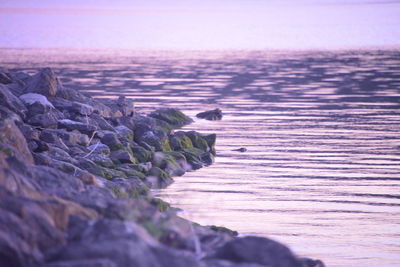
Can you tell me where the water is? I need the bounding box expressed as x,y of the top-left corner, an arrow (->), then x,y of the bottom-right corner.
2,48 -> 400,266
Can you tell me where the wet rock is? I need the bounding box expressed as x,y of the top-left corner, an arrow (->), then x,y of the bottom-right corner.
196,108 -> 223,121
147,167 -> 174,188
232,148 -> 247,152
149,108 -> 193,128
24,68 -> 59,98
152,152 -> 186,176
186,131 -> 210,152
208,236 -> 304,267
58,119 -> 97,136
0,84 -> 28,119
169,131 -> 194,151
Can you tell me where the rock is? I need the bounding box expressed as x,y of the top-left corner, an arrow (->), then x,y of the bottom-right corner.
149,108 -> 193,128
186,131 -> 210,152
152,152 -> 186,176
28,112 -> 60,129
43,259 -> 117,267
40,129 -> 90,146
0,71 -> 12,84
100,132 -> 122,151
56,87 -> 113,118
131,145 -> 152,163
110,150 -> 136,164
208,236 -> 304,267
45,219 -> 201,267
232,148 -> 247,152
75,170 -> 98,186
0,118 -> 34,164
169,131 -> 194,151
147,167 -> 174,188
24,68 -> 59,98
87,154 -> 115,169
100,96 -> 135,117
21,95 -> 54,111
58,119 -> 97,136
196,108 -> 223,120
86,143 -> 110,155
52,97 -> 94,116
115,125 -> 134,142
0,84 -> 28,119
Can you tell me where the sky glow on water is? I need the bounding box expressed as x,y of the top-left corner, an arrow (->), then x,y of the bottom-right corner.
1,0 -> 400,49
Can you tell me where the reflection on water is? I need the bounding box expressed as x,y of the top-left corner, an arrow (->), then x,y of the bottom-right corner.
2,48 -> 400,267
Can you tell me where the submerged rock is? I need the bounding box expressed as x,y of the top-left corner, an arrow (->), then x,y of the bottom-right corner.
196,108 -> 223,121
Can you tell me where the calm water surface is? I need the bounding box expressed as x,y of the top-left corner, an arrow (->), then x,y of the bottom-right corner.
2,48 -> 400,267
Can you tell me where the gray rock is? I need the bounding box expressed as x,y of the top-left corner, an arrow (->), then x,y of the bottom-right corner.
52,97 -> 93,116
115,125 -> 134,141
0,84 -> 28,119
28,112 -> 59,128
110,150 -> 135,164
58,119 -> 97,136
86,144 -> 110,155
24,68 -> 59,97
208,236 -> 304,267
100,96 -> 135,117
41,129 -> 90,146
0,71 -> 12,84
100,133 -> 122,151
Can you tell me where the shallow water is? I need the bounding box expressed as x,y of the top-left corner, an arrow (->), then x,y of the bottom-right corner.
2,48 -> 400,267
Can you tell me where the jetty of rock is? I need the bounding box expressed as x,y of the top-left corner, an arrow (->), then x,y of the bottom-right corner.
0,67 -> 324,267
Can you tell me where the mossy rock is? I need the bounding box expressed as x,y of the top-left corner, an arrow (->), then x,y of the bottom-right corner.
119,163 -> 147,173
209,225 -> 238,236
152,152 -> 185,176
110,184 -> 149,199
116,166 -> 146,180
150,197 -> 171,212
169,132 -> 193,151
131,145 -> 152,163
147,167 -> 173,188
186,131 -> 209,152
100,167 -> 127,179
87,154 -> 115,169
149,108 -> 193,128
161,138 -> 172,152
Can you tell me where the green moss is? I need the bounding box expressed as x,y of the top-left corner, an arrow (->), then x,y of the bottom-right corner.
131,146 -> 152,163
117,167 -> 146,180
150,197 -> 171,212
109,143 -> 124,151
161,139 -> 172,152
169,134 -> 193,151
141,221 -> 163,240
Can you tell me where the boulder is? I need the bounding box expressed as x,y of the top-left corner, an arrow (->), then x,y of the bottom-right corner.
0,84 -> 28,119
110,150 -> 136,164
20,93 -> 55,115
86,144 -> 110,155
40,129 -> 90,146
58,120 -> 97,136
0,118 -> 34,164
100,132 -> 122,151
196,108 -> 223,121
24,68 -> 59,98
208,236 -> 304,267
149,108 -> 193,128
28,113 -> 60,129
100,96 -> 135,117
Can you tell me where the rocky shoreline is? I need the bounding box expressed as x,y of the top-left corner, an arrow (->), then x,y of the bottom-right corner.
0,67 -> 324,267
